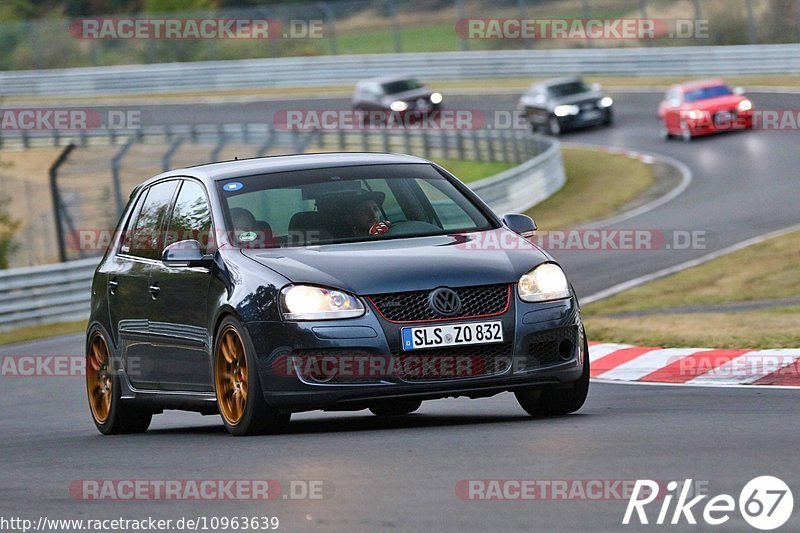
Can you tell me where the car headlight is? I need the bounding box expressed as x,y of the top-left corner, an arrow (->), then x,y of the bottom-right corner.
518,263 -> 571,303
737,99 -> 752,112
599,96 -> 613,108
554,104 -> 580,117
430,92 -> 443,104
390,100 -> 408,112
280,285 -> 365,320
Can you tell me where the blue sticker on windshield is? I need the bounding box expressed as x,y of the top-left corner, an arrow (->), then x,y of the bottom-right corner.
223,182 -> 244,192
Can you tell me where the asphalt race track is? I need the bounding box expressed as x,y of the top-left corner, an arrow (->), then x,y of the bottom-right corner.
1,90 -> 799,531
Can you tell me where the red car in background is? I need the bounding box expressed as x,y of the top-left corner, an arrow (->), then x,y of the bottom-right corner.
658,79 -> 754,141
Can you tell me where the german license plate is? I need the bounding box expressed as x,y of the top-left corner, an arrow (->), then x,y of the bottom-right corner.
401,321 -> 503,351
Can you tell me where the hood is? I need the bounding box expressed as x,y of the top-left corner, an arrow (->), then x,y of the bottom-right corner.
240,228 -> 551,295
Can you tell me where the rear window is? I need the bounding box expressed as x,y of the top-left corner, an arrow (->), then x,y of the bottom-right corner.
217,163 -> 494,248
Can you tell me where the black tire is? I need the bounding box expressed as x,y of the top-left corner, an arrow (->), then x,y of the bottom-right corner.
603,108 -> 614,126
515,332 -> 590,416
86,329 -> 152,435
369,399 -> 422,417
214,316 -> 290,436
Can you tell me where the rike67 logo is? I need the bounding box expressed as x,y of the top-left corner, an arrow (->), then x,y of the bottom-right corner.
624,476 -> 793,530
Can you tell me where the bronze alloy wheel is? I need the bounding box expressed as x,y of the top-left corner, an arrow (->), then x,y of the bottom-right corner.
215,325 -> 249,426
86,332 -> 112,424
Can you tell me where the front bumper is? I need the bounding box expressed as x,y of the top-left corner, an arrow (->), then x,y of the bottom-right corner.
245,293 -> 584,412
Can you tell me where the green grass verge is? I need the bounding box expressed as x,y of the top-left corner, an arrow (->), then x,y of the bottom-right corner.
526,146 -> 654,229
0,320 -> 87,347
584,229 -> 800,348
434,158 -> 516,184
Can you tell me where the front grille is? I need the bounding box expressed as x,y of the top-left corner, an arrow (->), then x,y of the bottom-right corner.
394,342 -> 513,382
368,284 -> 510,323
523,326 -> 580,370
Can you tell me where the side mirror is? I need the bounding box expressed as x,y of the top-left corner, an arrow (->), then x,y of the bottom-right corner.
733,86 -> 745,95
502,213 -> 537,239
162,240 -> 213,267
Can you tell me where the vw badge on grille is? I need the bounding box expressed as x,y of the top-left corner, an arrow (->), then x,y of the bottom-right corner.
429,287 -> 462,317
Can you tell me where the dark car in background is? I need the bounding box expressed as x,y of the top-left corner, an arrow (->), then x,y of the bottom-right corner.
86,153 -> 588,436
518,76 -> 614,135
352,76 -> 443,122
658,79 -> 754,141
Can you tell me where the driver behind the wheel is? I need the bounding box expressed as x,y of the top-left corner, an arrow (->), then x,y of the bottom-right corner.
343,191 -> 392,236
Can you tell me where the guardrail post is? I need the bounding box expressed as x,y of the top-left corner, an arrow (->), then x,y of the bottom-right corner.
111,139 -> 135,216
211,125 -> 227,162
257,125 -> 275,156
50,144 -> 76,263
512,132 -> 521,163
581,0 -> 592,48
162,138 -> 184,171
640,0 -> 651,47
500,133 -> 510,164
318,2 -> 338,55
744,0 -> 757,44
487,132 -> 496,162
382,130 -> 390,153
471,130 -> 481,160
422,131 -> 431,159
361,130 -> 369,152
387,0 -> 402,53
517,0 -> 531,49
440,130 -> 450,159
403,130 -> 412,155
338,130 -> 346,151
456,131 -> 465,160
455,0 -> 469,51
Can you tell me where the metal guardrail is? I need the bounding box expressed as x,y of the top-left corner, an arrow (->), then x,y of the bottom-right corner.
0,257 -> 97,332
2,44 -> 799,98
0,129 -> 563,332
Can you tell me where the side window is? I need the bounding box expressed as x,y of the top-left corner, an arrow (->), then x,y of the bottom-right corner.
166,181 -> 213,253
363,179 -> 405,222
125,181 -> 179,260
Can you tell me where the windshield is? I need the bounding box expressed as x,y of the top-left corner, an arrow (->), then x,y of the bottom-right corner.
684,85 -> 733,102
547,81 -> 590,97
217,163 -> 493,248
381,79 -> 423,94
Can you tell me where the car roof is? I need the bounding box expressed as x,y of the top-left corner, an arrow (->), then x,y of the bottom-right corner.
357,75 -> 421,85
140,152 -> 432,187
540,76 -> 584,87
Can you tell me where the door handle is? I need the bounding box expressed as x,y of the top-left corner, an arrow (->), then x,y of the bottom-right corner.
108,278 -> 118,295
149,282 -> 161,300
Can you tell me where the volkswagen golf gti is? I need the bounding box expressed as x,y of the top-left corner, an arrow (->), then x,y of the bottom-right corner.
86,153 -> 589,436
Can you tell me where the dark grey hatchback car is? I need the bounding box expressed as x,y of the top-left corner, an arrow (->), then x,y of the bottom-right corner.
86,153 -> 589,436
